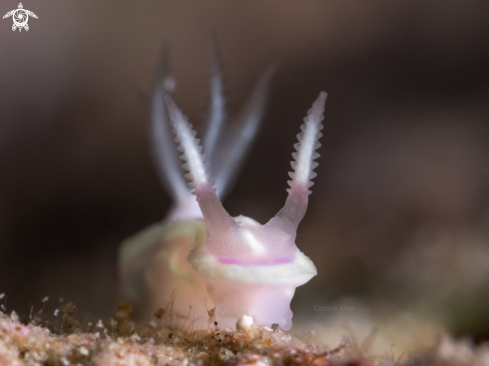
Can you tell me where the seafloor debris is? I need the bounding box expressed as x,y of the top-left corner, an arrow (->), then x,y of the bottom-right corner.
0,300 -> 488,366
0,302 -> 395,366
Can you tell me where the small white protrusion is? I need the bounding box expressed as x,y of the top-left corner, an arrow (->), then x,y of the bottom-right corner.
236,314 -> 254,331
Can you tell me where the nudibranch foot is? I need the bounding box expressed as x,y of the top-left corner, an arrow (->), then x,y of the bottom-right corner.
204,278 -> 296,331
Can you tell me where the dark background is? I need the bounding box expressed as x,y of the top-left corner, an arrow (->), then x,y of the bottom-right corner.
0,0 -> 488,341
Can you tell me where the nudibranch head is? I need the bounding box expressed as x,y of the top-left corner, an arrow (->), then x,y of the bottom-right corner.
164,91 -> 327,330
188,215 -> 317,330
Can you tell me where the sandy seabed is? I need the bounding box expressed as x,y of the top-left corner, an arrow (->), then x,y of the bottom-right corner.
0,301 -> 488,366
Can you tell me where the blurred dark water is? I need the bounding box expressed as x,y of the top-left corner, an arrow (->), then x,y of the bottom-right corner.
0,1 -> 488,341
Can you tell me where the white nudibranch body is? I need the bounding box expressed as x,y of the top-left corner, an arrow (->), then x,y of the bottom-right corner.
118,38 -> 326,331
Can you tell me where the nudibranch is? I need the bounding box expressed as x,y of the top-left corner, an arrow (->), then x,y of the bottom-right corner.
119,38 -> 326,331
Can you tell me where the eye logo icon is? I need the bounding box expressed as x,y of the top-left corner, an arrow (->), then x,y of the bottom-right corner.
3,3 -> 38,32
